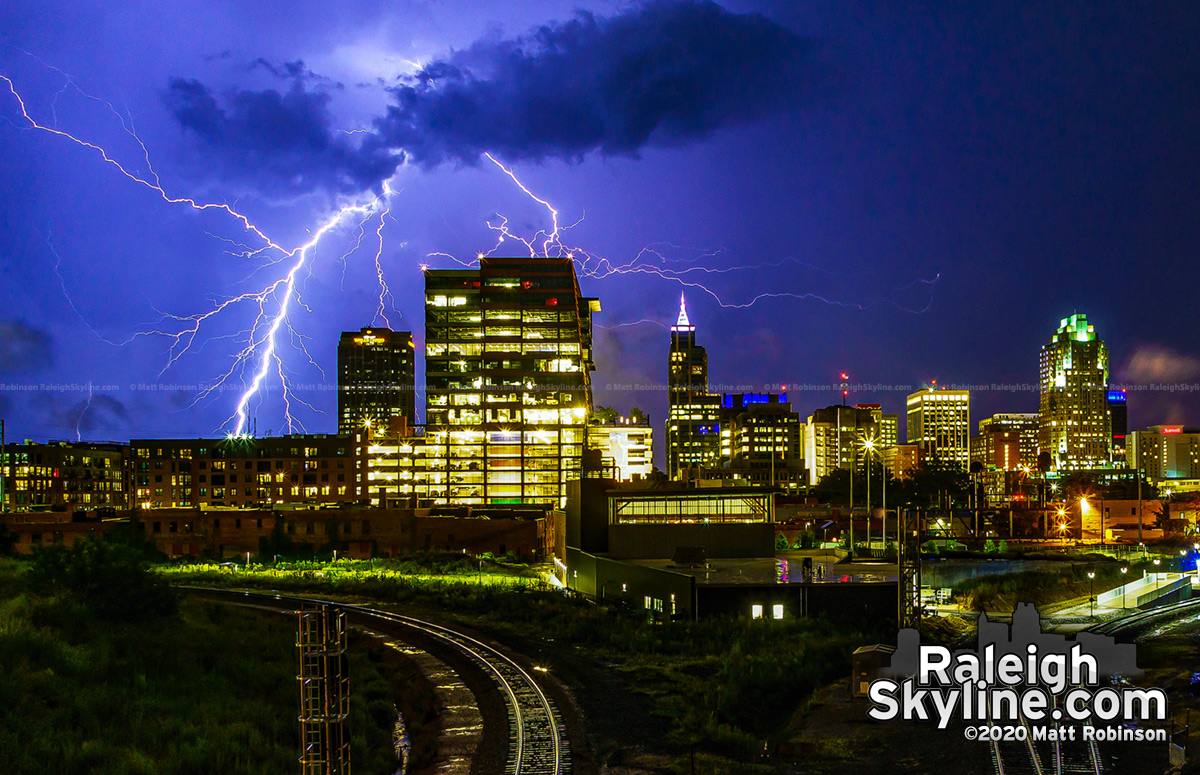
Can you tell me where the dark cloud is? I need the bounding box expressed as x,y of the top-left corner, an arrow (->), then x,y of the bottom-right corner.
35,391 -> 129,438
164,1 -> 814,190
250,58 -> 343,89
0,319 -> 53,374
375,0 -> 816,167
163,77 -> 399,193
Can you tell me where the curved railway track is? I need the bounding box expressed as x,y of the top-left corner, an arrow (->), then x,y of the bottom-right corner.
184,587 -> 571,775
1087,597 -> 1200,639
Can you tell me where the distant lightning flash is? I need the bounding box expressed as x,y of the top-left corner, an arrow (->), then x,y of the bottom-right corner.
2,71 -> 400,436
75,383 -> 94,442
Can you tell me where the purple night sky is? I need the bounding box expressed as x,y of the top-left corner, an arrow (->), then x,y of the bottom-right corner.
2,1 -> 1198,468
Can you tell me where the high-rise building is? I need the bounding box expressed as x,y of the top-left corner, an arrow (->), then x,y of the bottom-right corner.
979,413 -> 1039,466
337,328 -> 415,434
714,393 -> 804,488
805,404 -> 882,485
1038,313 -> 1111,471
1127,426 -> 1200,481
666,294 -> 721,479
423,257 -> 599,505
906,388 -> 970,468
587,415 -> 654,482
1108,390 -> 1128,463
853,403 -> 899,449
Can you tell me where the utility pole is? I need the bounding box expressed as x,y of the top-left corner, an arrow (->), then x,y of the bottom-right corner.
1132,470 -> 1142,544
848,433 -> 854,559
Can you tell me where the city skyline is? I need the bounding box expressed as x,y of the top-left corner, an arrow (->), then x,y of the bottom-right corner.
2,1 -> 1199,452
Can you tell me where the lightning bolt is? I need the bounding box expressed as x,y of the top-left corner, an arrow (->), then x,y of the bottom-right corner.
2,70 -> 400,436
75,383 -> 94,442
433,153 -> 940,315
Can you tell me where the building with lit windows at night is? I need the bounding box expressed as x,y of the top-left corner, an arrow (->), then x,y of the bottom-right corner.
710,393 -> 805,490
666,293 -> 721,480
804,404 -> 883,485
978,412 -> 1039,467
587,415 -> 654,482
423,256 -> 599,505
906,387 -> 970,468
0,441 -> 127,511
1038,313 -> 1112,471
1108,389 -> 1129,462
129,435 -> 368,509
1127,426 -> 1200,483
337,327 -> 416,435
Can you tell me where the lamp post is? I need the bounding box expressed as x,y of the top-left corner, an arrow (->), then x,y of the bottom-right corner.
1153,558 -> 1161,591
861,435 -> 878,551
1087,571 -> 1095,618
1120,566 -> 1128,610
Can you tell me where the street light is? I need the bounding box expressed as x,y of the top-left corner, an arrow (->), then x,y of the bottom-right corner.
1087,571 -> 1095,618
1120,566 -> 1128,609
861,434 -> 878,550
1153,558 -> 1161,591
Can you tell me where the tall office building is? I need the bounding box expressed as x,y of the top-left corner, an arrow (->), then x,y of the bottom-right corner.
979,413 -> 1039,466
1127,426 -> 1200,482
337,328 -> 415,434
805,404 -> 882,485
1108,390 -> 1128,463
424,257 -> 599,505
854,403 -> 899,449
906,388 -> 970,468
666,294 -> 721,479
1038,313 -> 1111,471
716,393 -> 804,487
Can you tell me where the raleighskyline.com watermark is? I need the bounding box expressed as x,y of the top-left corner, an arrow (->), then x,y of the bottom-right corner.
866,604 -> 1166,743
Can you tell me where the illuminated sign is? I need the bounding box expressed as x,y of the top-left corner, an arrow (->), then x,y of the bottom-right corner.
1163,426 -> 1183,434
1107,391 -> 1127,403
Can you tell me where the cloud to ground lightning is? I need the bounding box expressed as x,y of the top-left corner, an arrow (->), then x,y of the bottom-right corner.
2,2 -> 935,436
2,71 -> 397,436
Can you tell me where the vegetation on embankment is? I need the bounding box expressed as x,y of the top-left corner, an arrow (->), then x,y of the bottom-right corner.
161,557 -> 889,770
951,559 -> 1148,612
0,545 -> 433,775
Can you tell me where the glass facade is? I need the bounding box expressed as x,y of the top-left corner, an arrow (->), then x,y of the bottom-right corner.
423,257 -> 597,504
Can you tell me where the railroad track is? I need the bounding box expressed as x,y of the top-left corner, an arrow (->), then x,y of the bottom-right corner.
989,696 -> 1043,775
989,699 -> 1102,775
1087,597 -> 1200,639
184,587 -> 570,775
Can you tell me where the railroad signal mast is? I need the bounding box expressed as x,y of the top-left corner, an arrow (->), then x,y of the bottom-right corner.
297,605 -> 351,775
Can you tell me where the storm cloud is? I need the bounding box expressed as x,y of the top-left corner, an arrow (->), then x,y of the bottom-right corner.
164,77 -> 398,194
375,0 -> 814,167
0,320 -> 53,374
165,1 -> 814,190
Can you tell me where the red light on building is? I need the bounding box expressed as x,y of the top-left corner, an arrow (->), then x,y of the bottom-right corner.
1163,426 -> 1183,434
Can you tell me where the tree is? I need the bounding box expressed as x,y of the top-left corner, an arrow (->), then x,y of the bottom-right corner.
775,533 -> 790,551
25,537 -> 176,622
592,405 -> 620,423
629,406 -> 647,423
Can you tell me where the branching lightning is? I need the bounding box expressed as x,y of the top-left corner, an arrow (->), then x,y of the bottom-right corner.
2,71 -> 400,436
431,153 -> 940,317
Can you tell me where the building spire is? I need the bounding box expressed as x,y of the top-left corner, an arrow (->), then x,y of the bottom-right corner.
675,292 -> 691,328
